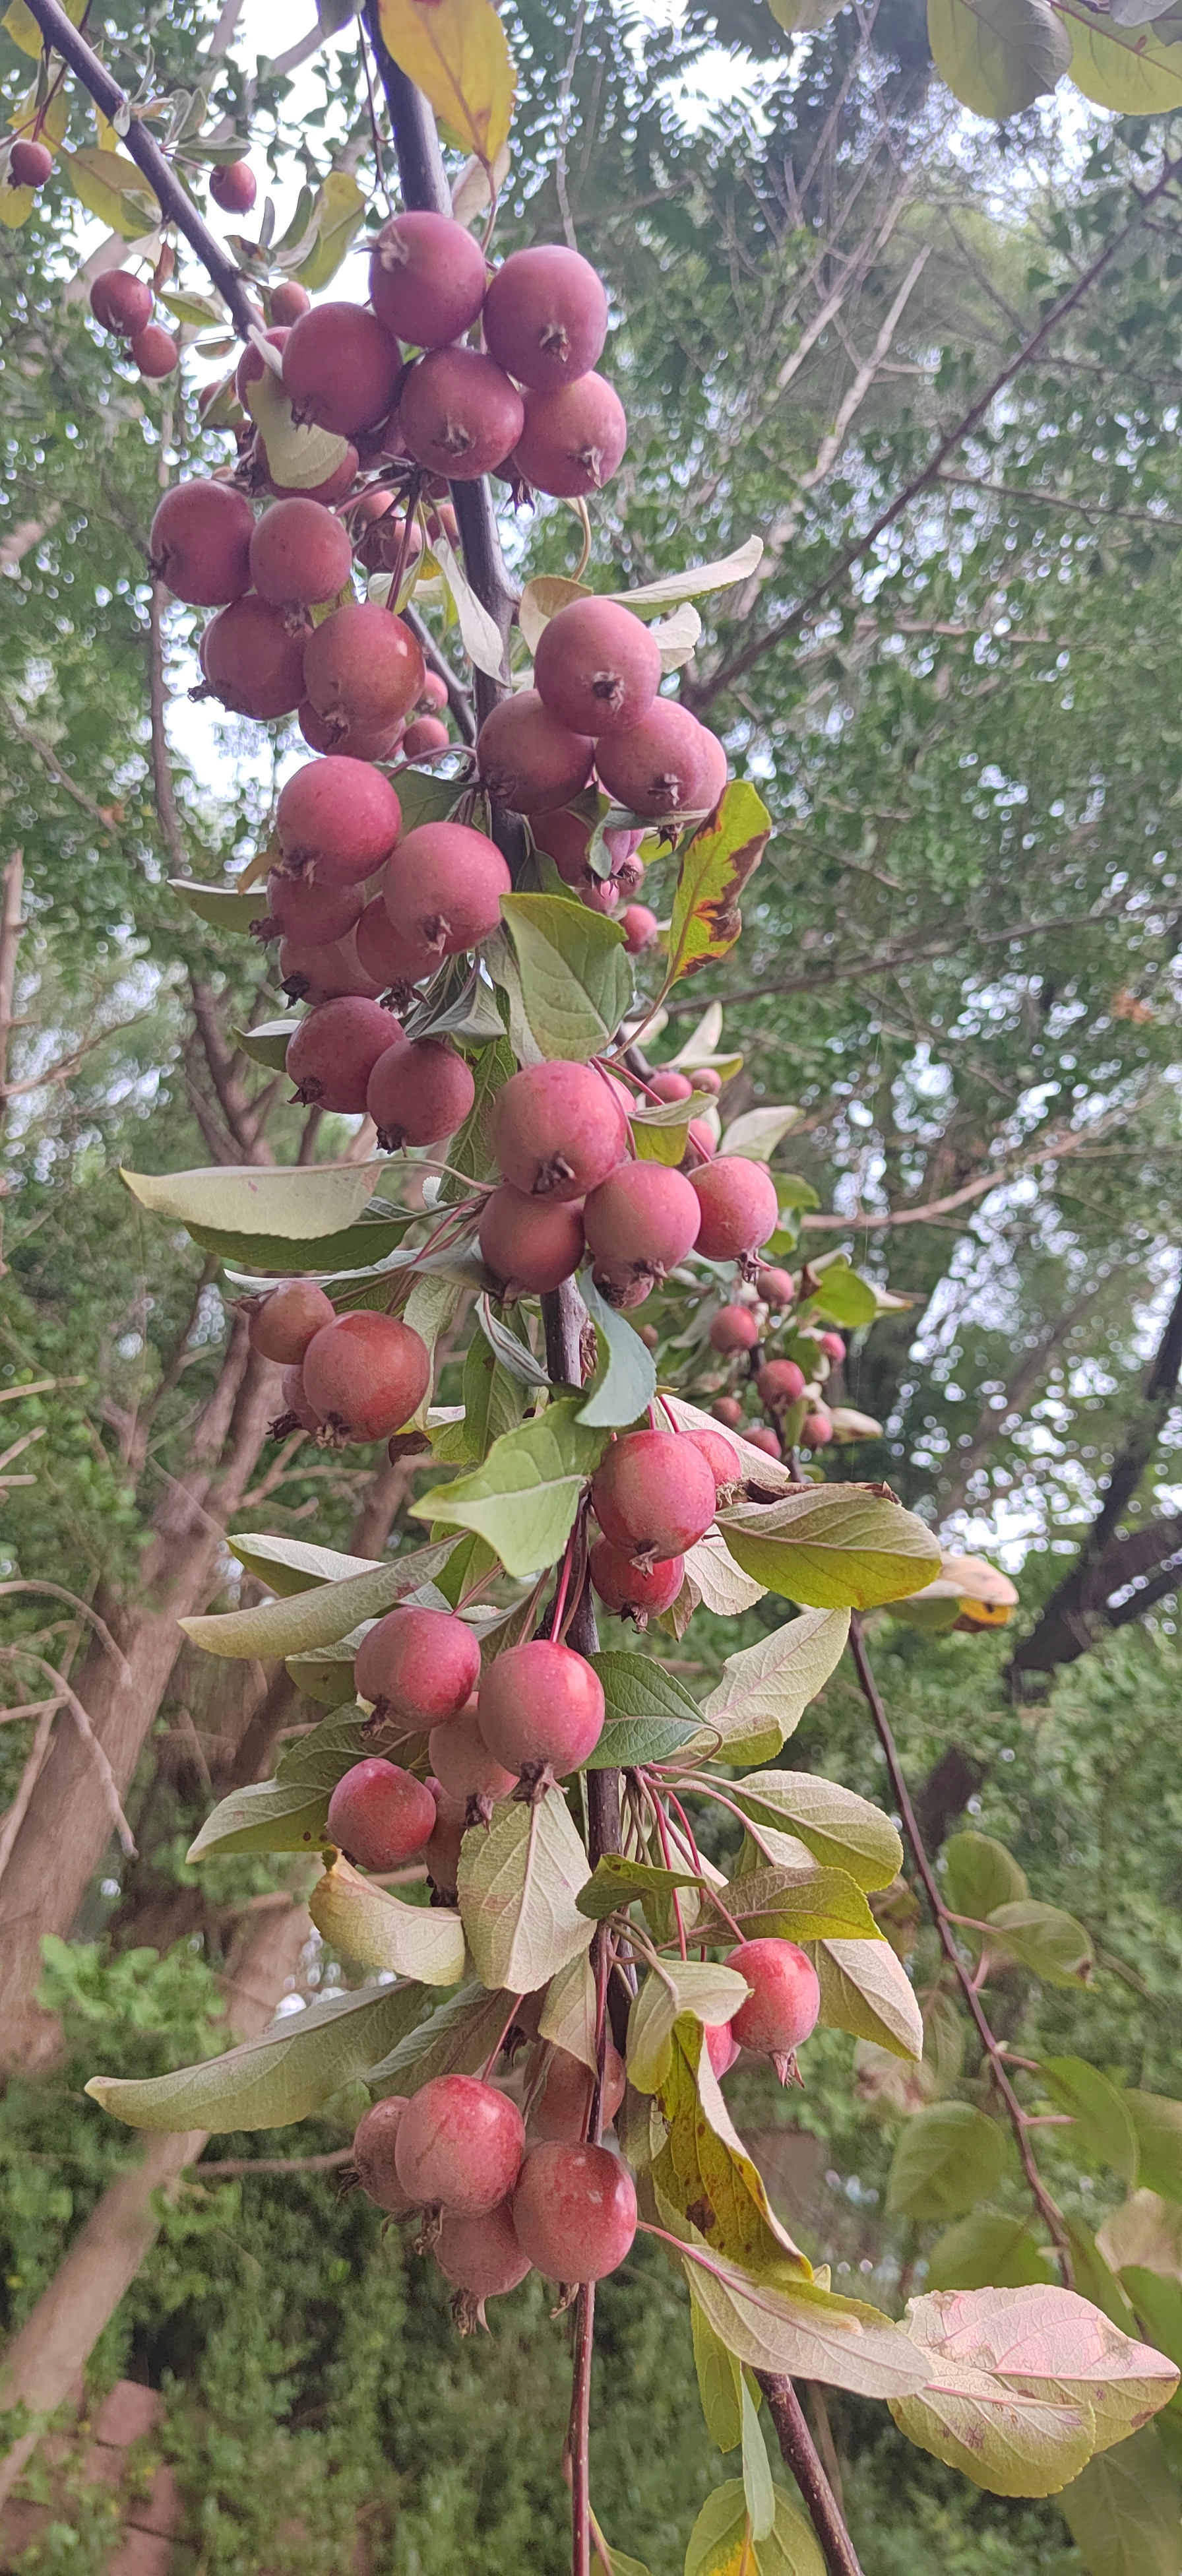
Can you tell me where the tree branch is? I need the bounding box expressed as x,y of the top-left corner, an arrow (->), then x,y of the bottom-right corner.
757,2375 -> 864,2576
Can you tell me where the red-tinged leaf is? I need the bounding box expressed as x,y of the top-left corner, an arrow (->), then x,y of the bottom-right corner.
664,783 -> 770,986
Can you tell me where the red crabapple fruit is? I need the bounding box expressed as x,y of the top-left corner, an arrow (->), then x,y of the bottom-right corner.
511,2141 -> 637,2282
621,905 -> 658,954
427,1707 -> 516,1806
478,1186 -> 584,1295
709,1304 -> 759,1355
394,2076 -> 526,2217
596,702 -> 724,820
299,701 -> 404,762
400,346 -> 524,480
210,159 -> 257,214
249,497 -> 353,610
726,1937 -> 821,2080
492,1062 -> 626,1202
201,595 -> 305,719
417,670 -> 449,715
435,2202 -> 532,2320
286,994 -> 399,1112
513,375 -> 627,498
276,756 -> 402,885
282,300 -> 402,435
247,1279 -> 335,1365
533,2042 -> 626,2142
383,821 -> 510,957
756,1359 -> 805,1409
235,323 -> 287,408
367,1037 -> 476,1151
264,442 -> 359,505
353,2096 -> 416,2214
817,1332 -> 846,1363
355,896 -> 439,995
681,1120 -> 716,1169
477,690 -> 593,814
704,2023 -> 741,2079
276,933 -> 375,1005
149,480 -> 255,607
327,1756 -> 437,1869
369,209 -> 488,350
582,1160 -> 700,1299
692,1066 -> 723,1095
278,1364 -> 323,1436
303,601 -> 424,739
402,716 -> 450,760
712,1396 -> 743,1429
302,1309 -> 430,1444
648,1069 -> 693,1104
590,1429 -> 716,1564
803,1409 -> 834,1446
685,1427 -> 741,1495
271,279 -> 311,325
746,1423 -> 782,1460
690,1156 -> 780,1262
756,1266 -> 794,1308
11,139 -> 53,189
589,1539 -> 684,1625
354,1605 -> 480,1726
258,866 -> 363,947
131,324 -> 179,379
423,1777 -> 466,1896
90,270 -> 153,337
534,596 -> 660,738
483,245 -> 608,390
477,1640 -> 604,1777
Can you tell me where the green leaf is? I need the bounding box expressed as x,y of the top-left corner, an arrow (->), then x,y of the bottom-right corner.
741,2379 -> 776,2541
474,1295 -> 551,1389
500,891 -> 632,1060
228,1533 -> 381,1596
655,2018 -> 809,2278
276,1708 -> 376,1789
679,2247 -> 931,2400
926,2212 -> 1055,2293
578,1272 -> 657,1429
892,2285 -> 1179,2498
683,2480 -> 826,2576
366,1980 -> 512,2094
665,784 -> 770,984
815,1937 -> 924,2062
185,1774 -> 337,1861
203,1218 -> 412,1275
804,1257 -> 877,1330
170,880 -> 268,934
310,1859 -> 466,1986
290,170 -> 367,290
691,2302 -> 743,2453
691,1608 -> 850,1762
718,1106 -> 801,1165
606,538 -> 763,612
1119,2269 -> 1182,2375
576,1853 -> 703,1922
586,1653 -> 703,1766
886,2102 -> 1007,2220
943,1830 -> 1029,1923
438,1033 -> 516,1204
233,1018 -> 295,1071
1039,2058 -> 1140,2184
927,0 -> 1070,116
457,1787 -> 594,1991
285,1642 -> 365,1708
122,1159 -> 381,1242
181,1540 -> 458,1661
1064,0 -> 1182,109
458,1330 -> 530,1464
1059,2426 -> 1182,2576
628,1960 -> 751,2094
722,1863 -> 882,1945
538,1951 -> 598,2072
411,1398 -> 607,1579
1125,2094 -> 1182,2203
985,1900 -> 1094,1987
729,1771 -> 902,1893
60,143 -> 158,236
86,1983 -> 426,2134
719,1485 -> 941,1611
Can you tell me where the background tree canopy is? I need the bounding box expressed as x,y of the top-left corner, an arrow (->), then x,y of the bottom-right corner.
3,0 -> 1182,2568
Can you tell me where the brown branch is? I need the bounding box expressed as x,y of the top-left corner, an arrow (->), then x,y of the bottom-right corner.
757,2376 -> 864,2576
847,1617 -> 1073,2275
937,469 -> 1182,531
187,977 -> 275,1165
0,696 -> 124,835
189,2147 -> 354,2179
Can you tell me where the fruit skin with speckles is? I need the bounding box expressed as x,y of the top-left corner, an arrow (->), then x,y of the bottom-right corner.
588,1540 -> 684,1624
582,1161 -> 700,1300
355,896 -> 438,994
201,595 -> 305,719
400,345 -> 524,481
248,1281 -> 336,1365
301,1310 -> 430,1444
369,209 -> 488,350
513,373 -> 627,499
511,2141 -> 637,2281
150,479 -> 255,607
477,690 -> 594,816
286,995 -> 399,1113
591,1429 -> 716,1564
249,496 -> 353,610
276,932 -> 377,1006
326,1756 -> 437,1870
258,866 -> 363,948
492,1062 -> 627,1203
303,601 -> 425,740
366,1036 -> 476,1151
685,1427 -> 741,1494
427,1706 -> 516,1805
709,1304 -> 758,1355
534,595 -> 660,737
394,2075 -> 526,2216
353,1605 -> 481,1726
596,702 -> 725,821
282,300 -> 403,436
478,1187 -> 584,1295
383,820 -> 511,958
352,2096 -> 415,2214
276,756 -> 402,886
690,1156 -> 780,1262
756,1359 -> 805,1409
483,245 -> 608,390
532,2041 -> 626,2141
476,1640 -> 605,1776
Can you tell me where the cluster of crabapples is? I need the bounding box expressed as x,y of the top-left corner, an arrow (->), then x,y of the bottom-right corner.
708,1270 -> 848,1462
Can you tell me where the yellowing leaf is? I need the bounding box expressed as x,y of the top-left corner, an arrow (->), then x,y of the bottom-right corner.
61,145 -> 159,237
927,0 -> 1071,115
290,170 -> 368,291
4,0 -> 86,54
892,2286 -> 1179,2497
1063,0 -> 1182,106
377,0 -> 516,167
310,1857 -> 466,1985
665,783 -> 770,986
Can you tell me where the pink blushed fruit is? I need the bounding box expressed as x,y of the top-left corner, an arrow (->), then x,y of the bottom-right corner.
384,821 -> 510,957
817,1332 -> 846,1363
367,1037 -> 476,1151
478,1186 -> 584,1295
248,1280 -> 335,1365
276,932 -> 376,1006
583,1160 -> 700,1301
299,701 -> 404,762
427,1706 -> 516,1805
354,1605 -> 480,1726
355,896 -> 439,994
11,139 -> 53,189
589,1539 -> 684,1625
259,866 -> 363,948
534,595 -> 661,738
590,1428 -> 716,1563
704,2023 -> 741,2079
278,1364 -> 322,1436
491,1062 -> 626,1202
726,1937 -> 821,2080
483,245 -> 607,391
709,1303 -> 758,1355
477,690 -> 594,816
282,300 -> 402,436
276,757 -> 402,886
249,496 -> 354,610
685,1427 -> 741,1496
353,2096 -> 416,2214
303,600 -> 425,740
270,280 -> 311,326
648,1068 -> 693,1103
712,1396 -> 743,1429
89,270 -> 153,337
596,702 -> 725,821
513,374 -> 627,499
302,1310 -> 431,1444
691,1157 -> 780,1262
201,595 -> 305,719
369,209 -> 487,350
286,994 -> 399,1112
746,1423 -> 782,1460
210,159 -> 257,214
402,715 -> 450,760
435,2201 -> 532,2311
621,904 -> 658,954
394,2075 -> 526,2217
803,1409 -> 834,1446
131,324 -> 179,379
150,479 -> 255,607
756,1359 -> 805,1409
476,1640 -> 604,1777
756,1266 -> 795,1308
327,1756 -> 437,1870
533,2042 -> 626,2142
511,2141 -> 637,2282
400,346 -> 524,481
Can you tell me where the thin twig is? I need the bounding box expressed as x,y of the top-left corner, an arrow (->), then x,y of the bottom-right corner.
9,1651 -> 136,1857
0,1701 -> 58,1890
757,2375 -> 864,2576
189,2148 -> 354,2179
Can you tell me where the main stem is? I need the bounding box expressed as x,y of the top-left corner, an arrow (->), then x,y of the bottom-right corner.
847,1615 -> 1073,2278
756,2376 -> 865,2576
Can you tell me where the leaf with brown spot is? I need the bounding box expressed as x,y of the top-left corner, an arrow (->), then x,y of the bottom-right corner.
664,783 -> 770,986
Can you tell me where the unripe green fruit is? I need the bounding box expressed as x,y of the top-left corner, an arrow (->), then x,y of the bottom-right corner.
803,1409 -> 834,1446
354,1605 -> 480,1725
402,715 -> 450,759
533,2041 -> 626,2141
582,1159 -> 700,1299
534,595 -> 660,736
712,1396 -> 743,1429
685,1427 -> 741,1495
276,756 -> 402,886
210,159 -> 256,214
690,1155 -> 780,1261
303,600 -> 425,739
384,821 -> 511,957
756,1266 -> 794,1308
150,479 -> 255,607
590,1428 -> 716,1562
327,1756 -> 437,1869
476,1640 -> 605,1776
709,1303 -> 758,1355
249,496 -> 354,610
726,1936 -> 820,2071
282,299 -> 402,435
90,270 -> 153,337
621,903 -> 658,953
427,1706 -> 516,1805
435,2201 -> 532,2305
513,373 -> 627,498
745,1422 -> 781,1460
366,1036 -> 476,1151
394,2075 -> 526,2216
596,701 -> 724,820
476,690 -> 594,815
353,2096 -> 415,2214
400,345 -> 524,480
201,595 -> 305,719
589,1539 -> 684,1625
511,2141 -> 637,2281
483,244 -> 608,390
756,1359 -> 805,1409
478,1185 -> 584,1295
302,1308 -> 430,1444
248,1279 -> 335,1365
131,324 -> 179,379
259,866 -> 363,948
492,1062 -> 626,1202
286,994 -> 399,1112
369,209 -> 488,350
354,895 -> 439,995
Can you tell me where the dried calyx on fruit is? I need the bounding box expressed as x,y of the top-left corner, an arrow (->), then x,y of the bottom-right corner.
590,1428 -> 716,1566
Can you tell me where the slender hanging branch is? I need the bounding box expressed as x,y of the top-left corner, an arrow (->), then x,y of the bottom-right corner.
16,0 -> 259,338
756,2375 -> 865,2576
